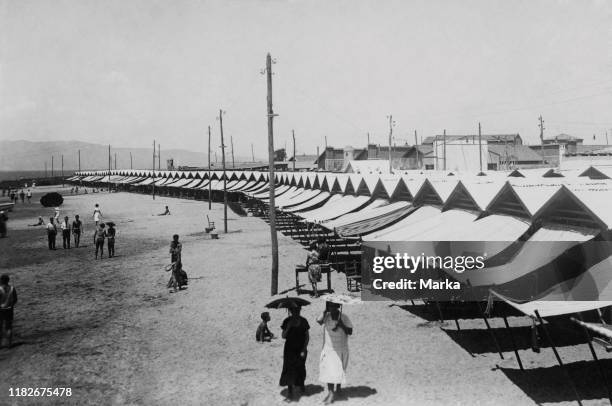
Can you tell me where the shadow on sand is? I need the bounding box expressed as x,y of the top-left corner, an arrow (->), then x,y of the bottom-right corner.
499,359 -> 612,404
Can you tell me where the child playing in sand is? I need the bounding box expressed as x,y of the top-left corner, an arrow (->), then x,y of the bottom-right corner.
256,312 -> 274,342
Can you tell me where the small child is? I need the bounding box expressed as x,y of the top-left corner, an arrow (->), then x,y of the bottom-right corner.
256,312 -> 274,342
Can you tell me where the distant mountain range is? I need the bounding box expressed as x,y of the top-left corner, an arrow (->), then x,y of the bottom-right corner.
0,140 -> 256,172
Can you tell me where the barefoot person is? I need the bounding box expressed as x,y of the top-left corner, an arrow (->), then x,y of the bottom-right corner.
106,222 -> 116,258
0,211 -> 7,238
93,204 -> 102,226
256,312 -> 274,343
158,206 -> 171,216
317,302 -> 353,404
0,274 -> 18,348
280,305 -> 310,401
169,234 -> 182,264
306,242 -> 321,297
93,223 -> 106,259
72,215 -> 82,247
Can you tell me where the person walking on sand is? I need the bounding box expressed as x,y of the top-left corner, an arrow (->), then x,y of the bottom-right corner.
53,207 -> 60,224
46,217 -> 57,250
93,223 -> 106,259
0,274 -> 18,348
19,190 -> 25,204
106,223 -> 116,258
26,189 -> 32,203
0,211 -> 8,238
169,234 -> 182,264
93,204 -> 102,226
72,215 -> 82,248
280,305 -> 310,401
61,216 -> 71,249
306,242 -> 321,298
317,302 -> 353,404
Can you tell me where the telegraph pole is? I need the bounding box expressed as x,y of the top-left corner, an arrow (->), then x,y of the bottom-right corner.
219,109 -> 228,233
208,125 -> 212,210
443,129 -> 447,171
158,143 -> 161,170
387,115 -> 394,173
230,136 -> 235,169
61,155 -> 64,187
78,150 -> 81,172
45,161 -> 47,178
152,140 -> 156,200
51,156 -> 54,177
108,144 -> 111,192
266,53 -> 279,295
538,115 -> 545,164
414,130 -> 419,169
478,123 -> 483,173
251,143 -> 255,162
292,129 -> 296,172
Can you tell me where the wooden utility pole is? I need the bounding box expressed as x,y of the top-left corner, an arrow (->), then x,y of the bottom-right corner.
251,143 -> 255,162
230,136 -> 235,169
367,132 -> 370,147
219,109 -> 228,233
292,129 -> 296,172
414,130 -> 419,169
538,115 -> 545,164
45,161 -> 47,178
606,130 -> 609,145
478,123 -> 483,173
158,143 -> 161,170
61,155 -> 64,187
78,149 -> 81,172
152,140 -> 156,200
108,144 -> 111,192
387,115 -> 394,173
51,156 -> 54,177
266,53 -> 279,295
443,129 -> 447,171
208,125 -> 212,210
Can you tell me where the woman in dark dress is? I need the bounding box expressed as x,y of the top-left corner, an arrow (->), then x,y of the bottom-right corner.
280,305 -> 310,400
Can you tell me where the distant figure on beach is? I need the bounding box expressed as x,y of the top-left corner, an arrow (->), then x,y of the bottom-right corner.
26,189 -> 32,203
29,216 -> 44,227
169,234 -> 182,264
317,237 -> 330,262
93,204 -> 102,226
94,223 -> 106,259
1,188 -> 5,197
46,217 -> 57,250
53,207 -> 60,224
72,215 -> 82,248
166,261 -> 187,292
9,190 -> 16,203
256,311 -> 274,342
317,302 -> 353,404
158,206 -> 171,216
0,274 -> 18,348
106,223 -> 116,258
306,242 -> 321,298
61,216 -> 71,249
280,305 -> 309,400
0,211 -> 8,238
19,190 -> 25,204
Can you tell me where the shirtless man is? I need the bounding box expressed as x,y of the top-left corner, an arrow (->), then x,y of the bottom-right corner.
0,274 -> 18,348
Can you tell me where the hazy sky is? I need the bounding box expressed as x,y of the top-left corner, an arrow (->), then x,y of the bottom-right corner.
1,0 -> 611,159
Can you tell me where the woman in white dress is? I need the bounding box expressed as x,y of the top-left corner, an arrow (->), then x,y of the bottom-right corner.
317,302 -> 353,404
93,204 -> 102,226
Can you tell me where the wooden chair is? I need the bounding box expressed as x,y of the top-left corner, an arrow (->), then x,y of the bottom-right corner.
345,260 -> 362,292
205,215 -> 215,233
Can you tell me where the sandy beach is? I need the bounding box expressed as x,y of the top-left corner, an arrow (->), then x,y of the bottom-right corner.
1,187 -> 612,406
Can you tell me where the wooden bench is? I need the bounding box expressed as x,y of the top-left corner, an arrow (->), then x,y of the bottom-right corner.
295,263 -> 333,295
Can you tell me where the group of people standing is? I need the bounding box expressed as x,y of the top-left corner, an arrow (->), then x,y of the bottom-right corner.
3,188 -> 32,204
44,203 -> 116,259
278,302 -> 353,404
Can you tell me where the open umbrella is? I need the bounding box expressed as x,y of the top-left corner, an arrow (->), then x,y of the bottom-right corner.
265,297 -> 311,309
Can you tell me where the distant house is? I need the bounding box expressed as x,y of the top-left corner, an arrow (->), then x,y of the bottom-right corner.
315,146 -> 367,171
287,154 -> 318,170
423,134 -> 522,146
344,160 -> 390,174
543,133 -> 583,146
489,144 -> 545,170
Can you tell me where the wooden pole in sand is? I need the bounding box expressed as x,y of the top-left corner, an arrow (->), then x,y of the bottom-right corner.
292,129 -> 296,172
219,109 -> 228,233
61,154 -> 64,187
152,140 -> 156,200
266,53 -> 279,295
108,145 -> 111,192
208,125 -> 212,210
